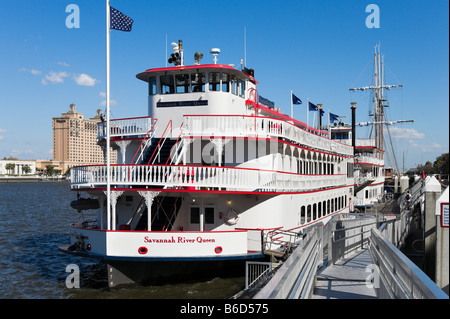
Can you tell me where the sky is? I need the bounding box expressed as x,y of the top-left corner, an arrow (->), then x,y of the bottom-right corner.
0,0 -> 448,171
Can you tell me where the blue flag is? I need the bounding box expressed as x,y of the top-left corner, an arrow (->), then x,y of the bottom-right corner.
292,93 -> 302,105
110,7 -> 133,31
330,112 -> 340,123
308,101 -> 318,111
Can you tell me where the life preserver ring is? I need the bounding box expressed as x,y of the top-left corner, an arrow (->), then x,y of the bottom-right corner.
225,209 -> 240,225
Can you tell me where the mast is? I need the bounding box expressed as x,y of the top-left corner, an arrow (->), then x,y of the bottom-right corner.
349,44 -> 403,161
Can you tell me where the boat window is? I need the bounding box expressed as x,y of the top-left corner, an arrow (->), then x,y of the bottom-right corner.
190,206 -> 200,224
209,72 -> 220,91
307,205 -> 311,223
238,80 -> 245,98
318,202 -> 322,218
160,75 -> 175,94
323,201 -> 326,216
221,73 -> 230,92
313,203 -> 317,220
148,76 -> 157,95
327,199 -> 331,214
191,73 -> 205,92
175,74 -> 190,93
300,206 -> 306,225
205,207 -> 214,224
231,76 -> 238,95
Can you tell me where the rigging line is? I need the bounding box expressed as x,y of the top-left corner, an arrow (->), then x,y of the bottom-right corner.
385,124 -> 399,173
384,63 -> 402,85
349,58 -> 373,89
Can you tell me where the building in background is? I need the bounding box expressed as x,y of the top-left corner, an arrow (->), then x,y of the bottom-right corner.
52,104 -> 117,173
0,160 -> 36,175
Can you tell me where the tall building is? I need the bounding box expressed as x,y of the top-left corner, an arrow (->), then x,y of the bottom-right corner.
52,104 -> 116,172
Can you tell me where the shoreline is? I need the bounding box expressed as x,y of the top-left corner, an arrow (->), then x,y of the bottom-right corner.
0,176 -> 68,183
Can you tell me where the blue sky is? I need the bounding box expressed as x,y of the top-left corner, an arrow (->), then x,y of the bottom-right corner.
0,0 -> 448,170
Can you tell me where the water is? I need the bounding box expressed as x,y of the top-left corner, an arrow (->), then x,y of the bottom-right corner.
0,182 -> 244,299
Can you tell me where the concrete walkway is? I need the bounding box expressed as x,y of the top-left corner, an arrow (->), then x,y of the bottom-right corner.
312,248 -> 377,299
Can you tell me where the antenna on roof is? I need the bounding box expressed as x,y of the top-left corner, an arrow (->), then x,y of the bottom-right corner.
210,48 -> 220,64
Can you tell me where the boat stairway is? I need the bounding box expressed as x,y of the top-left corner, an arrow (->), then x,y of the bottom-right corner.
142,138 -> 177,165
354,178 -> 375,194
263,229 -> 304,260
135,195 -> 182,231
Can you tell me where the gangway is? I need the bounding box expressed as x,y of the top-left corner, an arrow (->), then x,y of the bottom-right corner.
247,191 -> 448,299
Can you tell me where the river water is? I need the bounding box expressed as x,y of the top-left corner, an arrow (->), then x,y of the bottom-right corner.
0,182 -> 244,299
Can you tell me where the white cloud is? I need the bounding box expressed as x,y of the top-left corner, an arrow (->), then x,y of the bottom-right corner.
19,68 -> 42,75
73,73 -> 97,86
10,149 -> 33,156
99,99 -> 118,106
99,92 -> 117,106
388,127 -> 425,139
0,128 -> 5,141
58,61 -> 70,67
41,71 -> 69,85
408,139 -> 444,152
30,69 -> 42,75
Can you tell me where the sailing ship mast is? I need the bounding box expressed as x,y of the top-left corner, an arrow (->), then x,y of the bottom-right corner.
349,44 -> 403,160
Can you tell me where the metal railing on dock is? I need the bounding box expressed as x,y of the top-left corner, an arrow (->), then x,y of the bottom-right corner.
243,199 -> 448,299
370,227 -> 448,299
253,224 -> 323,299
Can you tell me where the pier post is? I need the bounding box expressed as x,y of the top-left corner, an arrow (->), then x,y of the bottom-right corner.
423,176 -> 441,280
435,187 -> 449,294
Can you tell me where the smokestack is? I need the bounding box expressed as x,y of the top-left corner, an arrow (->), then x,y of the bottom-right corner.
351,102 -> 357,155
318,104 -> 323,130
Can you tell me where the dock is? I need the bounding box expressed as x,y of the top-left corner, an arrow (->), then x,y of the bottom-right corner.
240,177 -> 449,299
313,248 -> 375,299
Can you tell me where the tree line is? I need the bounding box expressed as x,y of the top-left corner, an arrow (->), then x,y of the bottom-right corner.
407,152 -> 449,176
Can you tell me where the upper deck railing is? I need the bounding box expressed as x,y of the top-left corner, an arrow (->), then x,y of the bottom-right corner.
70,164 -> 347,193
334,138 -> 375,148
184,115 -> 353,156
97,116 -> 153,139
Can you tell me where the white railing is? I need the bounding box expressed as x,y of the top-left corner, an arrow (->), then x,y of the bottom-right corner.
184,115 -> 353,156
97,116 -> 153,139
70,164 -> 347,193
355,155 -> 383,166
338,138 -> 376,147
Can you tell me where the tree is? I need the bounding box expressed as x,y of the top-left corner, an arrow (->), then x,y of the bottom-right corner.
417,161 -> 433,175
433,152 -> 449,175
22,165 -> 31,175
5,163 -> 15,174
45,165 -> 55,176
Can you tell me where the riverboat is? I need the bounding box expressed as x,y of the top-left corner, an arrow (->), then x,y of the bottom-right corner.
60,40 -> 355,286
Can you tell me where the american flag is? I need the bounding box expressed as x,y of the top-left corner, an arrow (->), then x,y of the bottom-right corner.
110,7 -> 133,32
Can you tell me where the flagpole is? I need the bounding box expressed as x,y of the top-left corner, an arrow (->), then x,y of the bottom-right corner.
106,0 -> 111,230
290,90 -> 293,119
306,98 -> 309,130
328,110 -> 331,138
